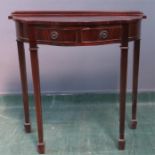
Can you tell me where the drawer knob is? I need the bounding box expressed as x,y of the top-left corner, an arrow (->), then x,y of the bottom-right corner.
99,30 -> 108,39
51,31 -> 59,40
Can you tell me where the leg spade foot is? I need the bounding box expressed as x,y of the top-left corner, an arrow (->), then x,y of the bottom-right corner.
130,119 -> 137,129
24,122 -> 31,133
118,139 -> 125,150
37,142 -> 45,154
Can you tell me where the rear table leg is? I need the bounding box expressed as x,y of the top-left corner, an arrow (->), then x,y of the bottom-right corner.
17,40 -> 31,133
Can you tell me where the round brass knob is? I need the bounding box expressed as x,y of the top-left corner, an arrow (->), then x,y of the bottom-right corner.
51,31 -> 59,40
99,30 -> 108,39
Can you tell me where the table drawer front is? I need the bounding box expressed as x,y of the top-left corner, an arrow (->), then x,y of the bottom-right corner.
81,26 -> 121,43
35,26 -> 121,45
35,28 -> 76,43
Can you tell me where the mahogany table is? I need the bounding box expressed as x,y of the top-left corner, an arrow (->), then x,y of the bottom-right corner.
9,11 -> 146,154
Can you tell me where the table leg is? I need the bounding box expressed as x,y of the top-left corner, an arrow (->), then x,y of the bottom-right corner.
17,40 -> 31,133
118,24 -> 129,150
131,39 -> 140,129
29,45 -> 45,154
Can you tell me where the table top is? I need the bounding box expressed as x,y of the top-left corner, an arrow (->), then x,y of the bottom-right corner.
9,11 -> 146,26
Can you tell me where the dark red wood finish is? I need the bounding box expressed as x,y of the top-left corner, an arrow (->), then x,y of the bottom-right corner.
119,24 -> 129,149
131,39 -> 141,129
9,11 -> 146,154
17,40 -> 31,133
28,26 -> 45,154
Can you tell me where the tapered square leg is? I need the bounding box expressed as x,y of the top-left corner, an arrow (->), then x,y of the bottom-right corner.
119,24 -> 129,150
29,42 -> 45,153
131,39 -> 140,129
17,40 -> 31,133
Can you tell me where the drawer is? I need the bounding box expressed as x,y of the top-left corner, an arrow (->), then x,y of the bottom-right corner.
35,28 -> 77,43
35,26 -> 121,45
81,26 -> 121,43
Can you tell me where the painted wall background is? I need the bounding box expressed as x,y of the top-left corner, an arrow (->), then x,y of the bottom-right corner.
0,0 -> 155,94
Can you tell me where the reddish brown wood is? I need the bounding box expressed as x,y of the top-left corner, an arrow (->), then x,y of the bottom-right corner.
17,40 -> 31,133
119,24 -> 129,150
15,21 -> 140,46
9,11 -> 146,154
131,39 -> 141,129
29,27 -> 45,154
10,11 -> 145,46
8,11 -> 146,23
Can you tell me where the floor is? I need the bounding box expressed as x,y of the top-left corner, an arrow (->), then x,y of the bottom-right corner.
0,92 -> 155,155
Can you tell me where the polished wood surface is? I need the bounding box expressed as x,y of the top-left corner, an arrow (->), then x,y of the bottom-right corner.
17,40 -> 31,133
9,11 -> 146,154
9,11 -> 146,23
131,39 -> 141,129
10,11 -> 145,46
119,24 -> 129,149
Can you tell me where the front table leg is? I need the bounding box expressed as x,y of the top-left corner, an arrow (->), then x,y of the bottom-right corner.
131,39 -> 141,129
29,44 -> 45,154
17,40 -> 31,133
119,24 -> 129,150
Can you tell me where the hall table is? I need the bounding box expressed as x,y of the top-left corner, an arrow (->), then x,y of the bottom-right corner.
9,11 -> 146,154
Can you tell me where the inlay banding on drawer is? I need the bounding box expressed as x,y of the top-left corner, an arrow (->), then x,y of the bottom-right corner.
81,26 -> 121,43
35,28 -> 77,43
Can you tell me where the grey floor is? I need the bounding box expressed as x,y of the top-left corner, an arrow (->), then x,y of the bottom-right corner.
0,92 -> 155,155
